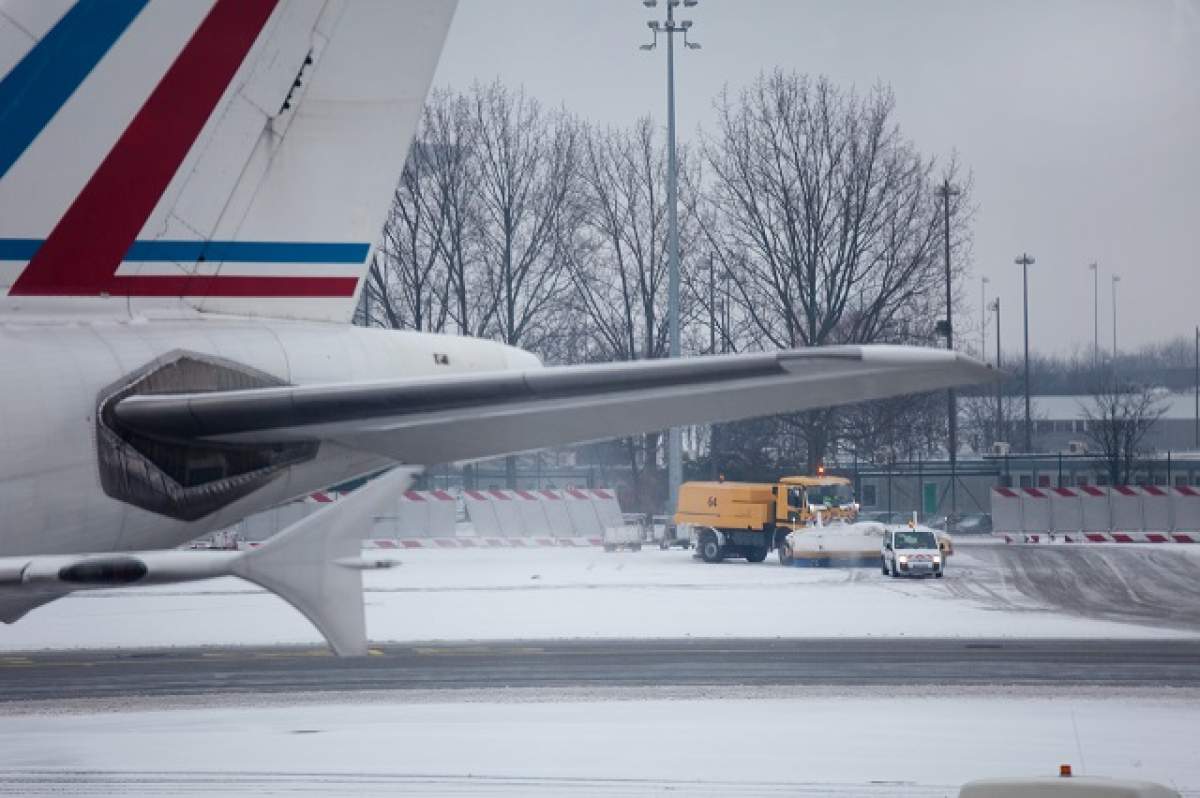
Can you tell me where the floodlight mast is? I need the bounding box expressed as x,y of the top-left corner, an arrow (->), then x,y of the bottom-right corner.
640,0 -> 700,515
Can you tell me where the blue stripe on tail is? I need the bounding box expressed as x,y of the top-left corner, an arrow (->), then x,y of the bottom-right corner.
0,0 -> 149,180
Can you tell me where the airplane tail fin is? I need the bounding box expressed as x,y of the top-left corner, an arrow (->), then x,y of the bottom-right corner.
232,467 -> 417,656
1,0 -> 457,322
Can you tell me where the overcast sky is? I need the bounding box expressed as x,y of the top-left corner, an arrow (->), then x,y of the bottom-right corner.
432,0 -> 1200,358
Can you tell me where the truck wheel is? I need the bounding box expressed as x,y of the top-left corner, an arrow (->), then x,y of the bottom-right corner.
631,543 -> 642,552
745,546 -> 768,563
698,532 -> 723,563
935,569 -> 944,578
603,543 -> 616,553
777,540 -> 795,566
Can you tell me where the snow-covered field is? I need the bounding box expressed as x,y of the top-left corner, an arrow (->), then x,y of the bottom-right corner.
2,541 -> 1196,651
4,542 -> 1199,796
3,686 -> 1199,796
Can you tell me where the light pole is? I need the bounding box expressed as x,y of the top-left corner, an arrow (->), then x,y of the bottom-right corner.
641,0 -> 699,514
980,276 -> 990,357
935,180 -> 959,529
1111,274 -> 1120,362
1089,262 -> 1098,370
992,297 -> 1002,444
1015,253 -> 1035,452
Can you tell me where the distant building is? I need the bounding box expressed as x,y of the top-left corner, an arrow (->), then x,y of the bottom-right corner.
1023,392 -> 1198,454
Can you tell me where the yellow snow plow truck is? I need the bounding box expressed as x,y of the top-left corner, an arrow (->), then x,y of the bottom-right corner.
674,475 -> 858,563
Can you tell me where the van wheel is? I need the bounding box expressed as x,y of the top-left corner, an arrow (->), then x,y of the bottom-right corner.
698,532 -> 723,563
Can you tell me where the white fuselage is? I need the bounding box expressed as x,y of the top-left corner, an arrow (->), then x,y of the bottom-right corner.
0,307 -> 537,558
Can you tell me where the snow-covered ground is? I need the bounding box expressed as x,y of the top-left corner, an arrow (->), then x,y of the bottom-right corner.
4,543 -> 1199,796
3,686 -> 1198,796
2,542 -> 1196,651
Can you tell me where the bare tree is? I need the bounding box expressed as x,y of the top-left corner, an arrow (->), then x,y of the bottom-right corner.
564,119 -> 706,509
423,87 -> 490,337
470,82 -> 583,485
959,392 -> 1035,454
364,137 -> 452,332
700,71 -> 969,469
472,81 -> 581,351
1080,380 -> 1168,485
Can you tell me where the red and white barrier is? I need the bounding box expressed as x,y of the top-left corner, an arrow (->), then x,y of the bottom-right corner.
1108,485 -> 1144,540
362,537 -> 604,549
1079,485 -> 1110,541
462,487 -> 622,539
1020,487 -> 1052,533
1049,487 -> 1083,534
1172,486 -> 1200,542
992,483 -> 1200,544
389,489 -> 456,539
991,487 -> 1022,533
1141,485 -> 1172,536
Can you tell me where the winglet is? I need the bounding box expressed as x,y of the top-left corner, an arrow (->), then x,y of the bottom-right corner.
231,467 -> 417,655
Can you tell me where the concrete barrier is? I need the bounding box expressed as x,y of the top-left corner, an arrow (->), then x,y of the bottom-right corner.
1141,485 -> 1172,540
1172,486 -> 1200,540
1109,485 -> 1144,541
1020,487 -> 1052,533
563,487 -> 605,537
1079,485 -> 1110,540
388,489 -> 457,538
463,489 -> 505,537
991,487 -> 1022,533
1049,487 -> 1083,536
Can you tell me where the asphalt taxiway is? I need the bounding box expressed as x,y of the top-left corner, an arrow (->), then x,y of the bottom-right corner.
2,637 -> 1197,702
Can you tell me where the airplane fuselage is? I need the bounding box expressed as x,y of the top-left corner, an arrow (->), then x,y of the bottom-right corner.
0,308 -> 537,558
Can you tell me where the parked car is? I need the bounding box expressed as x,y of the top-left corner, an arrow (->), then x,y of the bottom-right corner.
928,513 -> 992,534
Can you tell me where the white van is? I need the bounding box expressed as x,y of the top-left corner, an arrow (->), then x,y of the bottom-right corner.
881,527 -> 944,578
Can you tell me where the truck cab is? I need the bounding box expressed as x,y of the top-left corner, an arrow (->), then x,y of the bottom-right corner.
776,476 -> 859,525
881,526 -> 945,578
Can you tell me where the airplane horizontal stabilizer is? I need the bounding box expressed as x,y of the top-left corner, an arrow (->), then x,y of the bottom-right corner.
0,467 -> 417,654
232,466 -> 417,656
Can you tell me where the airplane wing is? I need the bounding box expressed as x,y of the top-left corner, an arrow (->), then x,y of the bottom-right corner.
113,345 -> 997,465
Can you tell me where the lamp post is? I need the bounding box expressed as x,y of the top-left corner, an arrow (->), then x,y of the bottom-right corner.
1111,274 -> 1120,362
640,0 -> 699,514
992,297 -> 1002,444
1014,253 -> 1035,452
935,180 -> 959,529
981,276 -> 990,358
1089,262 -> 1098,370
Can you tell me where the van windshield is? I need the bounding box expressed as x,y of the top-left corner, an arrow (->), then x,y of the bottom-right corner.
893,530 -> 937,550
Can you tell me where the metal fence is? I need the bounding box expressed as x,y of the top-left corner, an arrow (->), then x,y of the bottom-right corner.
840,452 -> 1200,525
